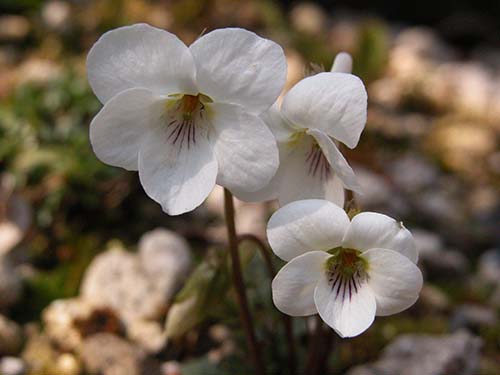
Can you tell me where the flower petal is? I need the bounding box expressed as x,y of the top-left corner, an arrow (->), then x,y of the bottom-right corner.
342,212 -> 418,263
89,88 -> 164,170
261,103 -> 295,144
267,199 -> 349,261
189,28 -> 286,114
331,52 -> 353,73
272,251 -> 330,316
314,268 -> 376,338
363,248 -> 423,316
281,72 -> 367,148
277,143 -> 345,207
308,129 -> 361,192
87,23 -> 197,103
209,102 -> 279,195
138,125 -> 218,215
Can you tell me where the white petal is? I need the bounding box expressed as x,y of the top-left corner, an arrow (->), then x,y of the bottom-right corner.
267,199 -> 349,261
281,72 -> 367,148
314,269 -> 376,338
209,102 -> 279,195
87,23 -> 197,103
308,129 -> 361,192
189,28 -> 286,114
331,52 -> 353,73
138,125 -> 218,215
89,88 -> 165,170
363,248 -> 423,316
342,212 -> 418,263
272,251 -> 330,316
277,136 -> 345,206
260,103 -> 295,144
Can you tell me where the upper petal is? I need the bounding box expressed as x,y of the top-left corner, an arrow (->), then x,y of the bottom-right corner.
89,88 -> 165,170
342,212 -> 418,263
331,52 -> 353,73
363,248 -> 423,316
314,268 -> 376,338
189,28 -> 286,114
272,251 -> 330,316
209,102 -> 279,195
281,72 -> 367,148
138,125 -> 218,215
308,129 -> 361,192
87,23 -> 197,103
277,141 -> 345,207
260,102 -> 295,144
267,199 -> 350,261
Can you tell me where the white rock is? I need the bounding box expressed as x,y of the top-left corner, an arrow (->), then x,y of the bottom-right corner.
81,231 -> 191,324
0,315 -> 23,355
0,357 -> 26,375
0,257 -> 22,310
42,298 -> 95,351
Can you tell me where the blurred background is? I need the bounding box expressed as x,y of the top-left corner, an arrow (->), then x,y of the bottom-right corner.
0,0 -> 499,374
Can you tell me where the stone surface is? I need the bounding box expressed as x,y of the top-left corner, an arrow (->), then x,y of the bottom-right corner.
387,155 -> 438,193
80,333 -> 161,375
354,167 -> 392,208
347,331 -> 482,375
42,298 -> 123,351
419,248 -> 468,280
418,284 -> 450,312
0,357 -> 26,375
127,319 -> 166,354
81,235 -> 190,323
412,229 -> 443,257
0,257 -> 22,310
477,249 -> 500,285
138,228 -> 191,291
450,304 -> 498,332
0,314 -> 23,355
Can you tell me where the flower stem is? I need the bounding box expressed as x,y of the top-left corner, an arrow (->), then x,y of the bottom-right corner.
223,188 -> 265,375
238,234 -> 297,375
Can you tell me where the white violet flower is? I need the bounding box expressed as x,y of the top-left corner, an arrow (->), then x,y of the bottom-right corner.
268,199 -> 423,338
87,24 -> 287,215
236,52 -> 367,207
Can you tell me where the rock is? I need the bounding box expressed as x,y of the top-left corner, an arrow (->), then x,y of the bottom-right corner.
161,361 -> 181,375
450,304 -> 498,332
127,320 -> 166,354
418,284 -> 450,312
0,314 -> 23,355
0,257 -> 22,310
387,155 -> 438,193
81,249 -> 172,321
354,167 -> 392,208
80,232 -> 191,351
0,175 -> 31,256
80,333 -> 161,375
42,298 -> 123,351
477,249 -> 500,285
0,357 -> 26,375
21,326 -> 58,374
347,331 -> 482,375
41,1 -> 71,31
81,229 -> 191,322
53,353 -> 81,375
426,120 -> 497,177
138,228 -> 191,290
290,2 -> 327,36
420,248 -> 468,280
0,16 -> 30,41
412,229 -> 443,257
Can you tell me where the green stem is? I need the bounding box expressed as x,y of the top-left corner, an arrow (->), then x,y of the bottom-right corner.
237,234 -> 297,375
223,188 -> 265,375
